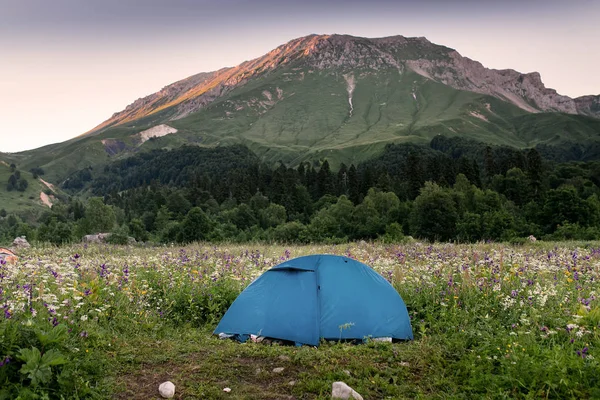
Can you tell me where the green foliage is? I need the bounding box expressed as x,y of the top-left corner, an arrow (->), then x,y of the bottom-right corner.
30,167 -> 45,179
106,225 -> 130,245
81,197 -> 116,234
272,221 -> 308,243
258,203 -> 286,229
147,276 -> 241,326
380,222 -> 406,243
128,218 -> 148,242
0,321 -> 102,399
410,182 -> 458,241
178,207 -> 212,243
37,217 -> 73,245
18,347 -> 68,386
10,133 -> 600,245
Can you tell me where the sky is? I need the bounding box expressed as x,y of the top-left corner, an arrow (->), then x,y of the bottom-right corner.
1,0 -> 599,152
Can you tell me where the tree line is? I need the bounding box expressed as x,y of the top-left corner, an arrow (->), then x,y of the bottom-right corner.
2,136 -> 600,245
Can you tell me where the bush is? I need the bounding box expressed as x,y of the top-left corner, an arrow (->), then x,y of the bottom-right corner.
147,277 -> 241,326
379,222 -> 405,243
272,221 -> 308,243
105,225 -> 130,245
0,320 -> 102,398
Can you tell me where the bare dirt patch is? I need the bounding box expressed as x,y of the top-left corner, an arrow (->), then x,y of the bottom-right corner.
39,178 -> 56,193
40,192 -> 52,208
469,111 -> 489,122
113,351 -> 304,400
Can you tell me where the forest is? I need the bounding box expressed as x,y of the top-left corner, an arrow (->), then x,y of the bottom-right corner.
2,135 -> 600,245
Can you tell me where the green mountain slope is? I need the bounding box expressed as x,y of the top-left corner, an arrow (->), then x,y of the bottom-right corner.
4,34 -> 600,185
0,161 -> 54,215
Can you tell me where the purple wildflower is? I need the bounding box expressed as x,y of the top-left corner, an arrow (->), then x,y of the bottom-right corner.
0,356 -> 11,367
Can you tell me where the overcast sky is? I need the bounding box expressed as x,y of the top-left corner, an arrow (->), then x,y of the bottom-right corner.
1,0 -> 599,152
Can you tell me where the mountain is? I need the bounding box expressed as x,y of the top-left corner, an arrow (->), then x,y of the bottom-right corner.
3,34 -> 600,184
86,34 -> 600,132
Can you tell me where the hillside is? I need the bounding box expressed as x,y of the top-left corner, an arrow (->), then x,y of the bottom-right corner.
4,34 -> 600,184
0,160 -> 57,216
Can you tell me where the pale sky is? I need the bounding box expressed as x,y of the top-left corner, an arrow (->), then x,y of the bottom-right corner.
1,0 -> 599,152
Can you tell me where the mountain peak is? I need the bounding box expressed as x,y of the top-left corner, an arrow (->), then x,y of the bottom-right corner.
85,33 -> 599,136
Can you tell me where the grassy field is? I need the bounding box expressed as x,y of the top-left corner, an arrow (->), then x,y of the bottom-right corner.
1,242 -> 599,399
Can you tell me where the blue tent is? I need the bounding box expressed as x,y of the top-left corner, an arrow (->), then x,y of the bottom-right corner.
214,254 -> 413,346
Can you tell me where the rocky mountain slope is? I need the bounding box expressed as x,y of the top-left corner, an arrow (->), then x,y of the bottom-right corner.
4,34 -> 600,184
86,34 -> 599,137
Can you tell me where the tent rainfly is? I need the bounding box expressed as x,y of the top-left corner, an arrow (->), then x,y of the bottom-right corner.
214,254 -> 413,346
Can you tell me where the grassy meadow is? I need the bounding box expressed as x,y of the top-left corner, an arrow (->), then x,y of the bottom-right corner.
1,241 -> 599,399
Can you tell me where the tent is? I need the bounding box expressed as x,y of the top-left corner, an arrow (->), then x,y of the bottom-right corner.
214,254 -> 413,346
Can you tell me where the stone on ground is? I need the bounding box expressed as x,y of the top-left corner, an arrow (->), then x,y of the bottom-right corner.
12,236 -> 30,249
332,381 -> 363,400
158,381 -> 175,398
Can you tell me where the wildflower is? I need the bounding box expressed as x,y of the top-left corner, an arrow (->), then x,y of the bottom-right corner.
576,347 -> 589,358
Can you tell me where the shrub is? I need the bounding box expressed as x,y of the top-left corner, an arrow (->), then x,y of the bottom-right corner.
0,320 -> 102,398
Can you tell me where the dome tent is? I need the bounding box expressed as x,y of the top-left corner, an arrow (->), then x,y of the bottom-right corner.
214,254 -> 413,346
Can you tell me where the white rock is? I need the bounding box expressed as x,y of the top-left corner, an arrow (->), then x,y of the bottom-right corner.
332,381 -> 363,400
82,233 -> 111,244
158,381 -> 175,398
223,387 -> 232,393
272,367 -> 285,373
12,236 -> 30,249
